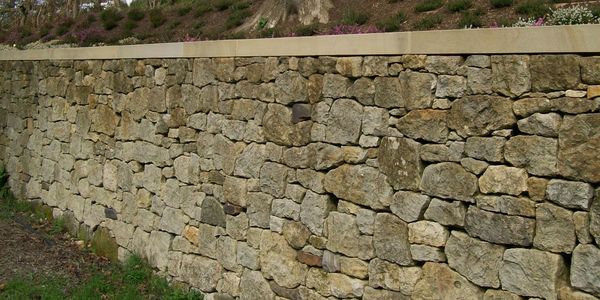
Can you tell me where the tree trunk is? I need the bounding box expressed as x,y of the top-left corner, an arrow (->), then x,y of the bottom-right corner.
237,0 -> 333,32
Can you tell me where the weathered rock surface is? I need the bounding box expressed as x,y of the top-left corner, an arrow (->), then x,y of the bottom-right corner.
378,137 -> 422,191
546,179 -> 594,210
479,166 -> 528,196
571,244 -> 600,297
373,213 -> 413,266
504,135 -> 558,176
420,162 -> 477,202
324,164 -> 392,209
412,263 -> 484,300
448,95 -> 516,137
465,206 -> 535,246
396,110 -> 448,143
326,212 -> 375,260
558,114 -> 600,183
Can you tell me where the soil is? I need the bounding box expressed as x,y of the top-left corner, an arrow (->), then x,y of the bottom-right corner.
0,215 -> 109,288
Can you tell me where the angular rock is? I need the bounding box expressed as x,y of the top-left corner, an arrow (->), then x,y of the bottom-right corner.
374,77 -> 403,108
324,99 -> 363,144
262,104 -> 311,147
534,202 -> 576,253
424,198 -> 467,226
500,248 -> 567,300
300,191 -> 334,235
390,191 -> 431,223
571,244 -> 600,297
573,211 -> 593,244
558,114 -> 600,183
223,176 -> 248,207
247,192 -> 272,228
324,164 -> 392,209
396,109 -> 448,143
531,55 -> 580,92
239,270 -> 275,300
491,55 -> 531,97
436,75 -> 467,98
322,73 -> 350,98
445,231 -> 505,288
517,113 -> 561,137
368,258 -> 422,295
420,162 -> 477,202
274,71 -> 307,105
200,197 -> 226,228
581,56 -> 600,84
479,166 -> 528,196
464,137 -> 505,162
448,95 -> 516,137
378,137 -> 422,191
412,263 -> 484,300
408,220 -> 449,247
373,213 -> 412,266
361,106 -> 388,136
326,212 -> 375,260
348,77 -> 375,105
466,67 -> 492,94
425,56 -> 463,74
259,231 -> 307,288
399,71 -> 436,110
259,162 -> 289,197
465,206 -> 535,246
475,195 -> 536,217
505,135 -> 558,176
336,57 -> 363,77
484,289 -> 525,300
546,179 -> 594,210
410,244 -> 446,262
233,143 -> 267,179
513,97 -> 553,117
363,287 -> 409,300
591,190 -> 600,245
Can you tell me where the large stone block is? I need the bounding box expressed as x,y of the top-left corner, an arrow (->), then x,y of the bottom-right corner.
445,231 -> 505,288
259,231 -> 307,288
571,244 -> 600,297
300,191 -> 334,236
504,135 -> 558,177
546,179 -> 594,210
412,263 -> 484,300
326,212 -> 375,260
464,136 -> 505,162
420,162 -> 477,202
262,104 -> 311,147
491,55 -> 531,97
324,164 -> 392,209
558,113 -> 600,183
274,71 -> 308,105
500,248 -> 567,300
378,137 -> 422,191
448,95 -> 516,137
324,99 -> 363,144
534,202 -> 576,253
396,109 -> 448,143
424,198 -> 467,226
374,77 -> 403,108
479,166 -> 528,196
373,213 -> 413,266
399,71 -> 437,110
465,206 -> 535,246
531,55 -> 580,92
368,258 -> 421,295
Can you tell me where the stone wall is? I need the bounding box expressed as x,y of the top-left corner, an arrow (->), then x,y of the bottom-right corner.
1,54 -> 599,300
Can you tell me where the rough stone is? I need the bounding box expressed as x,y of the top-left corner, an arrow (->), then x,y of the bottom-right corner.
373,213 -> 412,266
491,55 -> 531,97
483,290 -> 524,300
274,71 -> 307,105
326,212 -> 375,260
513,97 -> 553,117
324,164 -> 392,209
475,195 -> 536,217
239,270 -> 275,300
412,263 -> 484,300
505,135 -> 558,176
348,77 -> 375,105
260,231 -> 307,288
581,57 -> 600,84
363,287 -> 409,300
223,176 -> 248,207
361,106 -> 388,136
479,166 -> 528,196
518,113 -> 561,137
390,191 -> 431,223
410,244 -> 446,262
546,179 -> 594,210
500,248 -> 568,300
558,114 -> 600,183
378,137 -> 422,191
368,258 -> 422,295
448,95 -> 516,137
531,55 -> 580,92
464,137 -> 505,162
300,191 -> 334,236
571,244 -> 600,297
534,202 -> 576,253
424,198 -> 467,226
399,71 -> 436,110
396,109 -> 448,143
465,206 -> 535,246
436,75 -> 467,98
322,73 -> 350,98
408,220 -> 449,247
420,162 -> 477,202
200,197 -> 226,228
591,191 -> 600,245
373,77 -> 403,108
445,231 -> 505,288
324,99 -> 363,144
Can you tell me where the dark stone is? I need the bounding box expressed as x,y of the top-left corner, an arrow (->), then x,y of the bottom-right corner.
104,207 -> 118,220
292,103 -> 311,124
296,251 -> 322,267
200,197 -> 226,227
224,203 -> 244,216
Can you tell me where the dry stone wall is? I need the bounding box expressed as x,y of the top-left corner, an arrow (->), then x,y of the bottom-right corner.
1,54 -> 600,300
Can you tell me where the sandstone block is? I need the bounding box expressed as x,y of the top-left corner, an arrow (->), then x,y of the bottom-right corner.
378,137 -> 422,191
420,162 -> 477,202
396,109 -> 448,143
534,202 -> 576,253
571,244 -> 600,297
479,166 -> 528,196
324,164 -> 392,209
373,213 -> 412,266
465,206 -> 535,246
412,262 -> 484,300
558,114 -> 600,183
505,135 -> 558,176
449,95 -> 516,137
408,220 -> 449,247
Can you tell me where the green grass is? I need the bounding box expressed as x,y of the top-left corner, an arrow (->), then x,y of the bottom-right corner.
0,255 -> 204,300
149,8 -> 167,28
415,0 -> 444,12
413,14 -> 443,29
341,9 -> 371,25
490,0 -> 513,8
516,0 -> 550,17
177,6 -> 193,16
194,2 -> 212,17
225,9 -> 251,29
127,8 -> 145,21
459,11 -> 483,27
377,11 -> 407,31
447,0 -> 472,12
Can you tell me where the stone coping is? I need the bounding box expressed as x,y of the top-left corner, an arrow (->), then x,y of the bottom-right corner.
1,24 -> 599,60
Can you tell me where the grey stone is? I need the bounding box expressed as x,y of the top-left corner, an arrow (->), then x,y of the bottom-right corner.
239,270 -> 275,300
448,95 -> 516,137
483,289 -> 525,300
260,231 -> 308,288
420,144 -> 451,162
336,57 -> 363,77
399,71 -> 436,110
467,67 -> 492,94
420,162 -> 477,202
373,213 -> 412,266
425,56 -> 464,74
551,97 -> 599,114
460,158 -> 489,175
223,176 -> 248,207
378,137 -> 422,191
491,55 -> 531,97
531,55 -> 580,92
390,191 -> 431,223
282,221 -> 311,250
424,198 -> 467,226
465,55 -> 491,68
348,77 -> 375,105
247,192 -> 272,228
571,244 -> 600,297
582,57 -> 600,84
363,287 -> 409,300
445,231 -> 505,288
200,197 -> 226,228
436,75 -> 467,98
259,162 -> 289,197
412,263 -> 484,300
216,236 -> 240,272
500,248 -> 568,300
356,208 -> 376,235
408,220 -> 449,247
262,104 -> 311,147
362,56 -> 388,76
475,195 -> 536,217
271,198 -> 300,220
558,114 -> 600,183
322,73 -> 350,98
327,212 -> 375,260
237,242 -> 260,270
479,166 -> 528,196
505,136 -> 558,176
361,106 -> 388,136
193,58 -> 216,87
591,190 -> 600,244
573,211 -> 593,244
465,206 -> 535,246
464,137 -> 505,162
325,99 -> 363,144
396,109 -> 448,143
274,71 -> 307,104
368,258 -> 422,295
180,255 -> 222,292
546,179 -> 594,210
324,164 -> 392,210
534,202 -> 576,253
374,77 -> 403,108
234,143 -> 267,179
300,191 -> 334,235
513,97 -> 553,117
410,244 -> 447,262
517,113 -> 561,137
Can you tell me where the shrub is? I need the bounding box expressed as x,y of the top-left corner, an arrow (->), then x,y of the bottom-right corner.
124,20 -> 138,31
516,0 -> 550,18
225,9 -> 251,29
127,8 -> 145,21
177,5 -> 192,16
592,6 -> 600,18
324,24 -> 383,35
512,16 -> 545,26
459,11 -> 483,27
341,9 -> 370,25
215,0 -> 234,11
258,16 -> 268,29
490,0 -> 513,8
232,1 -> 250,10
168,20 -> 181,29
546,4 -> 599,25
101,8 -> 123,30
447,0 -> 472,12
149,8 -> 166,28
39,24 -> 53,37
195,2 -> 212,16
295,23 -> 320,36
415,0 -> 444,12
413,14 -> 442,29
55,18 -> 74,36
377,11 -> 407,31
